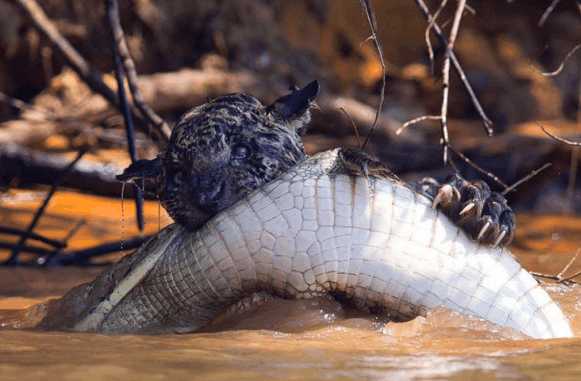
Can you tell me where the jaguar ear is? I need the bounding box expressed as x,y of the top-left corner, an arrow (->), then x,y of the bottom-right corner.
267,80 -> 319,135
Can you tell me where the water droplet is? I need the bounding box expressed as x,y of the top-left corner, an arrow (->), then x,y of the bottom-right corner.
120,182 -> 127,251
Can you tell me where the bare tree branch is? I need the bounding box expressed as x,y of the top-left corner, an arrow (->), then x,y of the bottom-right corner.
448,145 -> 509,189
0,233 -> 151,266
502,163 -> 552,195
540,124 -> 581,146
105,0 -> 171,138
39,219 -> 86,266
107,0 -> 145,233
438,0 -> 467,163
9,0 -> 170,145
359,0 -> 387,149
531,249 -> 581,286
0,226 -> 65,249
541,44 -> 581,77
425,0 -> 448,74
396,115 -> 441,135
3,149 -> 87,265
338,107 -> 363,148
538,0 -> 561,26
414,0 -> 494,136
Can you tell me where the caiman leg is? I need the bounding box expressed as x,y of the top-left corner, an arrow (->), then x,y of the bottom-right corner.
336,148 -> 516,248
415,175 -> 515,247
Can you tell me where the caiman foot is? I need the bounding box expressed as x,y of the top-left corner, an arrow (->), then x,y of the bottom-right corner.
415,174 -> 515,247
335,148 -> 398,181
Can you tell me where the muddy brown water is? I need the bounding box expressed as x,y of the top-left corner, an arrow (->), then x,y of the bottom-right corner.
1,190 -> 581,380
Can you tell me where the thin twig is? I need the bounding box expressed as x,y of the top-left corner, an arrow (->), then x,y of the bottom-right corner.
9,0 -> 169,144
531,249 -> 581,286
107,0 -> 145,233
502,163 -> 552,195
0,241 -> 52,257
39,218 -> 85,266
541,44 -> 581,77
557,250 -> 580,279
339,107 -> 363,148
538,0 -> 561,27
561,269 -> 581,283
0,226 -> 65,249
3,149 -> 87,265
359,0 -> 387,149
530,270 -> 579,285
414,0 -> 493,136
448,145 -> 509,188
0,232 -> 150,266
396,115 -> 441,135
106,0 -> 171,138
464,3 -> 476,15
63,219 -> 86,243
425,0 -> 448,75
540,124 -> 581,146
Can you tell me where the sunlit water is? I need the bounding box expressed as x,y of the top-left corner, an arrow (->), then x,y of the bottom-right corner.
1,191 -> 581,380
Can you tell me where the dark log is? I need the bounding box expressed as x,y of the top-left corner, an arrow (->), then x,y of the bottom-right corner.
0,144 -> 147,198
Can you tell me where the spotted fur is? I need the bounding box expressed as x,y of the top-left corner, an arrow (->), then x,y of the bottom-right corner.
161,92 -> 313,230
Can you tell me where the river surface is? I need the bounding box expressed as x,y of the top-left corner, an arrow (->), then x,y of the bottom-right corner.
1,190 -> 581,380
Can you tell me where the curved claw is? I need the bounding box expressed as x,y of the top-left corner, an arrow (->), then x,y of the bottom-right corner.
361,161 -> 369,180
477,221 -> 492,241
493,228 -> 508,248
432,187 -> 447,209
459,202 -> 476,216
415,174 -> 516,248
432,184 -> 457,209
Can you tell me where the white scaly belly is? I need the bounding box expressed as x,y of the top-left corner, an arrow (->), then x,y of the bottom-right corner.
73,150 -> 573,339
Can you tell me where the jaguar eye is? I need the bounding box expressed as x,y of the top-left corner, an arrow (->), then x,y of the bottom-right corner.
232,144 -> 249,160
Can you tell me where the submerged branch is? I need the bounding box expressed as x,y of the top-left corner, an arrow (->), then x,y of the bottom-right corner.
531,249 -> 581,286
0,233 -> 151,266
4,150 -> 86,265
0,226 -> 65,249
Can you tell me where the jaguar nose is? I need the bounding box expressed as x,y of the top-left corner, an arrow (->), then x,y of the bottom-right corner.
191,173 -> 227,207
